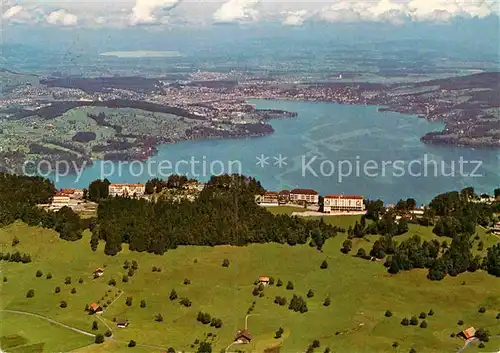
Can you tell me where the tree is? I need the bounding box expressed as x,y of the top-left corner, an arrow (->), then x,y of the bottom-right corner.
276,279 -> 283,287
169,289 -> 178,301
122,275 -> 129,283
131,260 -> 138,270
36,270 -> 43,278
90,234 -> 99,252
320,260 -> 328,269
155,313 -> 164,322
275,327 -> 284,338
286,281 -> 294,290
401,318 -> 409,326
478,307 -> 486,313
307,289 -> 314,298
222,259 -> 230,267
475,328 -> 490,342
92,321 -> 99,330
104,330 -> 112,337
494,188 -> 500,199
341,239 -> 352,254
385,310 -> 393,317
410,316 -> 418,326
71,288 -> 77,294
65,276 -> 71,285
46,273 -> 52,279
95,334 -> 105,344
128,340 -> 136,347
197,342 -> 212,353
420,320 -> 428,328
167,348 -> 175,353
483,244 -> 500,276
12,236 -> 20,246
179,298 -> 192,307
126,297 -> 133,306
55,286 -> 61,293
26,289 -> 35,298
60,301 -> 68,308
419,312 -> 427,319
78,278 -> 83,284
108,279 -> 116,286
457,320 -> 464,325
356,248 -> 367,258
140,300 -> 146,308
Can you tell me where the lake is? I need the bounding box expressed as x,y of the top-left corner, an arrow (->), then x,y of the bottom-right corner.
54,99 -> 500,204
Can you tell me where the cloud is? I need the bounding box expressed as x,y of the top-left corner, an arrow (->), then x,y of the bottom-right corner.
282,10 -> 309,26
316,0 -> 498,24
213,0 -> 260,23
129,0 -> 181,25
46,9 -> 78,26
2,4 -> 23,19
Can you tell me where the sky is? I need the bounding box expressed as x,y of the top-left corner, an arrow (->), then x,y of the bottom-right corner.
2,0 -> 500,28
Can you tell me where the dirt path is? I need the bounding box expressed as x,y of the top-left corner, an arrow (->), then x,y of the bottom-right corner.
0,309 -> 95,337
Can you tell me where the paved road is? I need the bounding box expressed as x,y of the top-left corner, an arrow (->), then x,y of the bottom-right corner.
1,309 -> 95,337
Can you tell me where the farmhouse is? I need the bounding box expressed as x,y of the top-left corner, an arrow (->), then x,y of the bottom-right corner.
323,195 -> 364,213
88,303 -> 103,314
290,189 -> 319,205
258,276 -> 270,286
458,327 -> 476,340
234,330 -> 253,344
116,321 -> 129,328
93,268 -> 104,278
108,183 -> 146,197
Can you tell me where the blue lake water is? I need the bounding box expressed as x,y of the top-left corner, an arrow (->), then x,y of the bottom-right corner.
54,99 -> 500,204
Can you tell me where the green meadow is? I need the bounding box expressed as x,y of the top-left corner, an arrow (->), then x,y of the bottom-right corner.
1,219 -> 499,353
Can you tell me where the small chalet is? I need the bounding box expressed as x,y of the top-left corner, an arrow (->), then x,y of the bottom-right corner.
458,327 -> 476,340
234,330 -> 253,344
89,303 -> 103,314
258,276 -> 270,286
93,268 -> 104,278
116,320 -> 130,328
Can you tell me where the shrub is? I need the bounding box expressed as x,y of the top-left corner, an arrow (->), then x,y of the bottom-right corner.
12,237 -> 20,246
64,276 -> 71,285
104,330 -> 112,337
222,259 -> 230,267
320,260 -> 328,269
71,288 -> 77,294
496,313 -> 500,319
450,333 -> 456,338
275,327 -> 284,339
131,260 -> 138,270
140,300 -> 146,308
55,286 -> 61,293
274,296 -> 287,306
179,298 -> 192,307
419,312 -> 426,319
269,277 -> 275,285
183,278 -> 191,285
95,334 -> 104,344
78,278 -> 84,284
92,321 -> 99,330
478,343 -> 485,349
152,266 -> 157,272
123,260 -> 130,269
428,309 -> 434,316
126,297 -> 133,306
385,310 -> 393,317
167,348 -> 175,353
122,275 -> 129,283
3,277 -> 6,282
155,313 -> 164,322
127,269 -> 135,277
420,320 -> 428,328
286,281 -> 294,290
478,307 -> 486,313
276,279 -> 283,287
60,301 -> 68,308
457,320 -> 464,325
46,273 -> 52,279
36,270 -> 43,278
108,279 -> 116,286
128,340 -> 136,347
26,289 -> 35,298
401,318 -> 409,326
409,349 -> 416,353
169,289 -> 178,301
323,297 -> 331,307
312,340 -> 320,348
475,328 -> 490,342
106,300 -> 111,305
307,289 -> 314,298
410,316 -> 419,326
392,342 -> 399,348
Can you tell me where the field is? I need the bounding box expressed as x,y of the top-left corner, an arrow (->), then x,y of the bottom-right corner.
1,219 -> 499,353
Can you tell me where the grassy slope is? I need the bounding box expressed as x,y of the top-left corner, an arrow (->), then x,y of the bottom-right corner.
0,312 -> 94,353
0,221 -> 499,353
